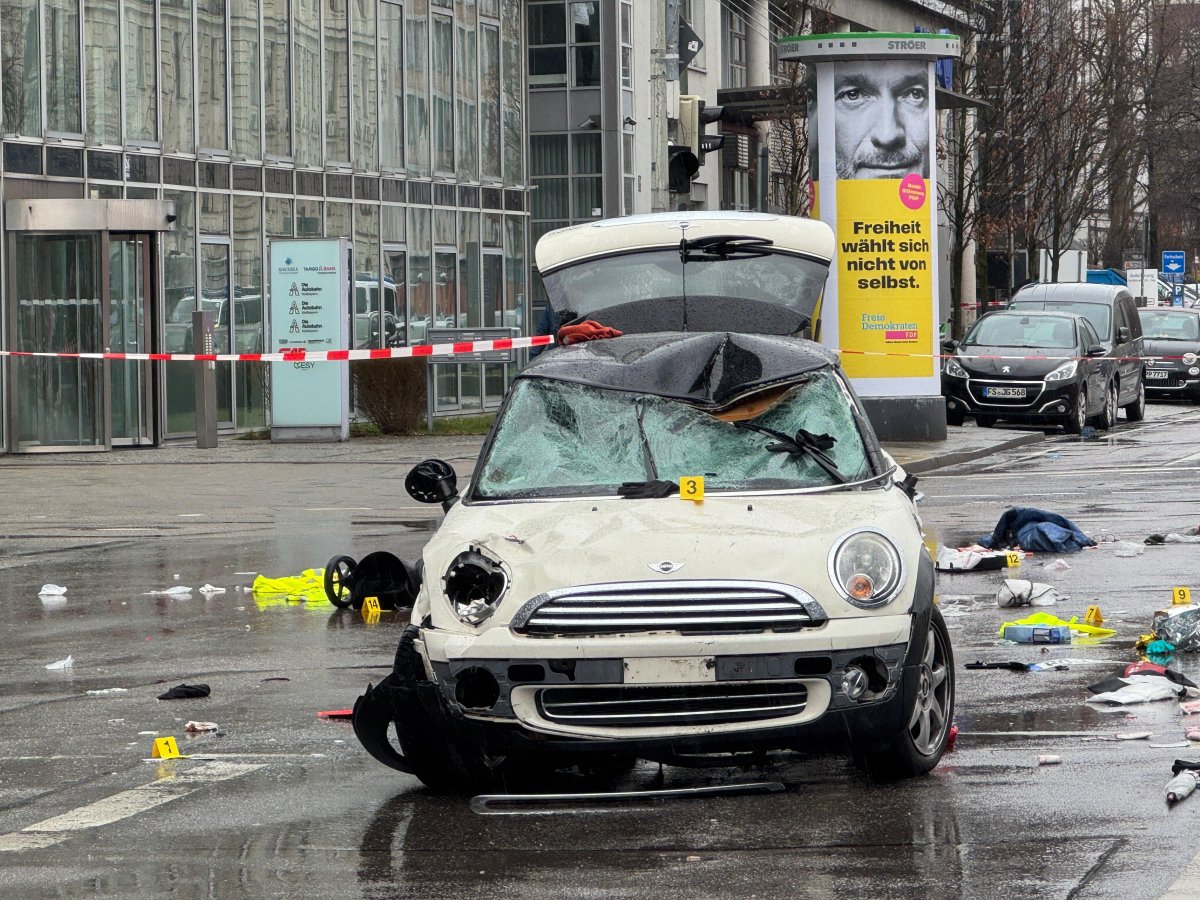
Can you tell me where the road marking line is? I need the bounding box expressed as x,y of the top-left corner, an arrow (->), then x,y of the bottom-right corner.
0,760 -> 261,852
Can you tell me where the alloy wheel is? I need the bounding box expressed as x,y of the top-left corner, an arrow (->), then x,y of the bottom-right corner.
908,623 -> 951,756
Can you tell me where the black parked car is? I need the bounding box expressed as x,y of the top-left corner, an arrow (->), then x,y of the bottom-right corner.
1007,282 -> 1146,422
942,311 -> 1114,433
1138,307 -> 1200,403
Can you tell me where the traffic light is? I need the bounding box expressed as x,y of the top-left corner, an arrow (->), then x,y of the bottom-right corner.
668,95 -> 725,194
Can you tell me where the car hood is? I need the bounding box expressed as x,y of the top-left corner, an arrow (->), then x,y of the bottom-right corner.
1144,338 -> 1200,358
416,489 -> 924,632
955,346 -> 1073,378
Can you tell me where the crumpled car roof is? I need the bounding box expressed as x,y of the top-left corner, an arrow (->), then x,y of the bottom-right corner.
518,332 -> 839,409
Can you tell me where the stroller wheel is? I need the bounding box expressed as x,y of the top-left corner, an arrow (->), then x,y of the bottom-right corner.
324,555 -> 358,608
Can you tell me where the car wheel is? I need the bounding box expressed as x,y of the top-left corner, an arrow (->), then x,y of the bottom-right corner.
1123,376 -> 1146,421
947,408 -> 965,427
1094,381 -> 1118,430
975,414 -> 995,428
854,607 -> 955,781
1062,388 -> 1086,434
390,626 -> 494,792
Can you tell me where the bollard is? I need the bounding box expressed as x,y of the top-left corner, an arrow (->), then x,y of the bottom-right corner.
193,309 -> 218,448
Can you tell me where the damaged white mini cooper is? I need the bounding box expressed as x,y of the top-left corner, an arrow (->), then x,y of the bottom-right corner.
352,211 -> 953,790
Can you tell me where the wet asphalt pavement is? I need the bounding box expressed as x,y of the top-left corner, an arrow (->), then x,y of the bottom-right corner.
4,409 -> 1200,898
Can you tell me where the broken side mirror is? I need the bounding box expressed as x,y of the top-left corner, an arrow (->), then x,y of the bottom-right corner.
405,459 -> 459,511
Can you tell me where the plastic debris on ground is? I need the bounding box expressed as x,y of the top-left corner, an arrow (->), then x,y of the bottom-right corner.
998,612 -> 1117,645
978,507 -> 1095,553
1038,755 -> 1062,765
85,688 -> 128,695
45,655 -> 74,670
184,720 -> 219,733
1153,605 -> 1200,651
1086,663 -> 1200,705
1043,559 -> 1071,572
1145,524 -> 1200,545
146,586 -> 194,596
935,545 -> 1017,573
1113,541 -> 1145,557
938,595 -> 994,618
317,709 -> 353,720
198,584 -> 226,595
966,658 -> 1101,672
157,683 -> 211,700
38,584 -> 67,596
252,568 -> 327,603
996,579 -> 1062,608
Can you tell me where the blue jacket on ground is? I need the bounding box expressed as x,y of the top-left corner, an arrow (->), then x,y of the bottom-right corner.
978,507 -> 1095,553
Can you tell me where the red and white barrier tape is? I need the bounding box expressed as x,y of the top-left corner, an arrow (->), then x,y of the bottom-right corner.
0,334 -> 555,363
0,335 -> 1189,365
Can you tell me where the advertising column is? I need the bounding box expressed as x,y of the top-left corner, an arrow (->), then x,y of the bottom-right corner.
268,239 -> 350,442
781,33 -> 960,440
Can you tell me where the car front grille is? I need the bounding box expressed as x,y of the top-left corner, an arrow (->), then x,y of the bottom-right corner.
509,580 -> 828,636
536,681 -> 809,728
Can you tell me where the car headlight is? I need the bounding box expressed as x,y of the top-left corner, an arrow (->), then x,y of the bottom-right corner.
1184,352 -> 1197,365
1045,360 -> 1078,382
443,548 -> 508,625
944,357 -> 968,378
828,529 -> 905,609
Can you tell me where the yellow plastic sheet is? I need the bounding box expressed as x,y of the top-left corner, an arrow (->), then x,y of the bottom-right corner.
998,611 -> 1117,641
252,568 -> 326,606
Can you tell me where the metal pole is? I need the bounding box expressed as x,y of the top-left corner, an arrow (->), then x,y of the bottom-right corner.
756,144 -> 769,212
193,310 -> 218,448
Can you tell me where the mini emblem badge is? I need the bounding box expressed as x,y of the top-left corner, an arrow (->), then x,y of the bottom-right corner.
648,560 -> 684,574
1001,366 -> 1011,373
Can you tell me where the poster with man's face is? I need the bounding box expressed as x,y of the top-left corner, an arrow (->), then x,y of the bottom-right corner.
831,59 -> 930,180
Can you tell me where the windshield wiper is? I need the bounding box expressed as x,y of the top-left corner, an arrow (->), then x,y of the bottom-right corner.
735,422 -> 848,484
679,234 -> 775,263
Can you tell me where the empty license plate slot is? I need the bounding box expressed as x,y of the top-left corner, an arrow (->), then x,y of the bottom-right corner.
624,657 -> 716,684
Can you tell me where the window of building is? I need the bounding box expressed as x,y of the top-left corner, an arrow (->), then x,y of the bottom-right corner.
501,0 -> 523,183
528,1 -> 565,88
681,0 -> 704,70
724,7 -> 746,89
294,0 -> 321,165
198,0 -> 227,151
46,0 -> 82,134
480,23 -> 501,181
325,0 -> 350,164
570,1 -> 599,88
622,131 -> 635,215
231,0 -> 262,159
379,1 -> 404,171
84,0 -> 121,143
455,1 -> 478,182
406,0 -> 431,177
160,0 -> 195,153
530,133 -> 569,242
124,0 -> 158,142
296,198 -> 323,235
263,0 -> 291,158
352,0 -> 378,170
620,1 -> 632,89
232,195 -> 265,425
408,207 -> 432,343
354,202 -> 381,346
431,12 -> 454,175
571,132 -> 601,218
3,0 -> 41,136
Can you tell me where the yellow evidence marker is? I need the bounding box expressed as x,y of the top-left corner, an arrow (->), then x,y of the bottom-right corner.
1174,587 -> 1192,606
151,736 -> 185,759
679,476 -> 704,503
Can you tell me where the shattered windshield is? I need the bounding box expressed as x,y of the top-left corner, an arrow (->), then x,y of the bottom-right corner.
473,370 -> 873,499
540,247 -> 830,335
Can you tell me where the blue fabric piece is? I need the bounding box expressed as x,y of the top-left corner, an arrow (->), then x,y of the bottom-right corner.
978,507 -> 1096,554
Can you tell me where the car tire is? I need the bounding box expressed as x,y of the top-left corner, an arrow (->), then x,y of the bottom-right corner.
975,414 -> 995,428
1062,388 -> 1086,434
390,626 -> 494,792
853,607 -> 955,781
1094,381 -> 1118,430
1123,376 -> 1146,421
947,409 -> 965,427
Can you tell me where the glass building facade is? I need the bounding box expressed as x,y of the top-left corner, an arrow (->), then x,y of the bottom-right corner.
0,0 -> 528,452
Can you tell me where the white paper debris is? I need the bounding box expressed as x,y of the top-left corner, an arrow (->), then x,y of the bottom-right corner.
45,655 -> 74,670
184,720 -> 219,733
198,584 -> 226,595
86,688 -> 129,696
38,584 -> 67,596
146,586 -> 194,596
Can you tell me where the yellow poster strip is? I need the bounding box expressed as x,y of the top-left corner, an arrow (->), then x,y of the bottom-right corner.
834,177 -> 934,379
